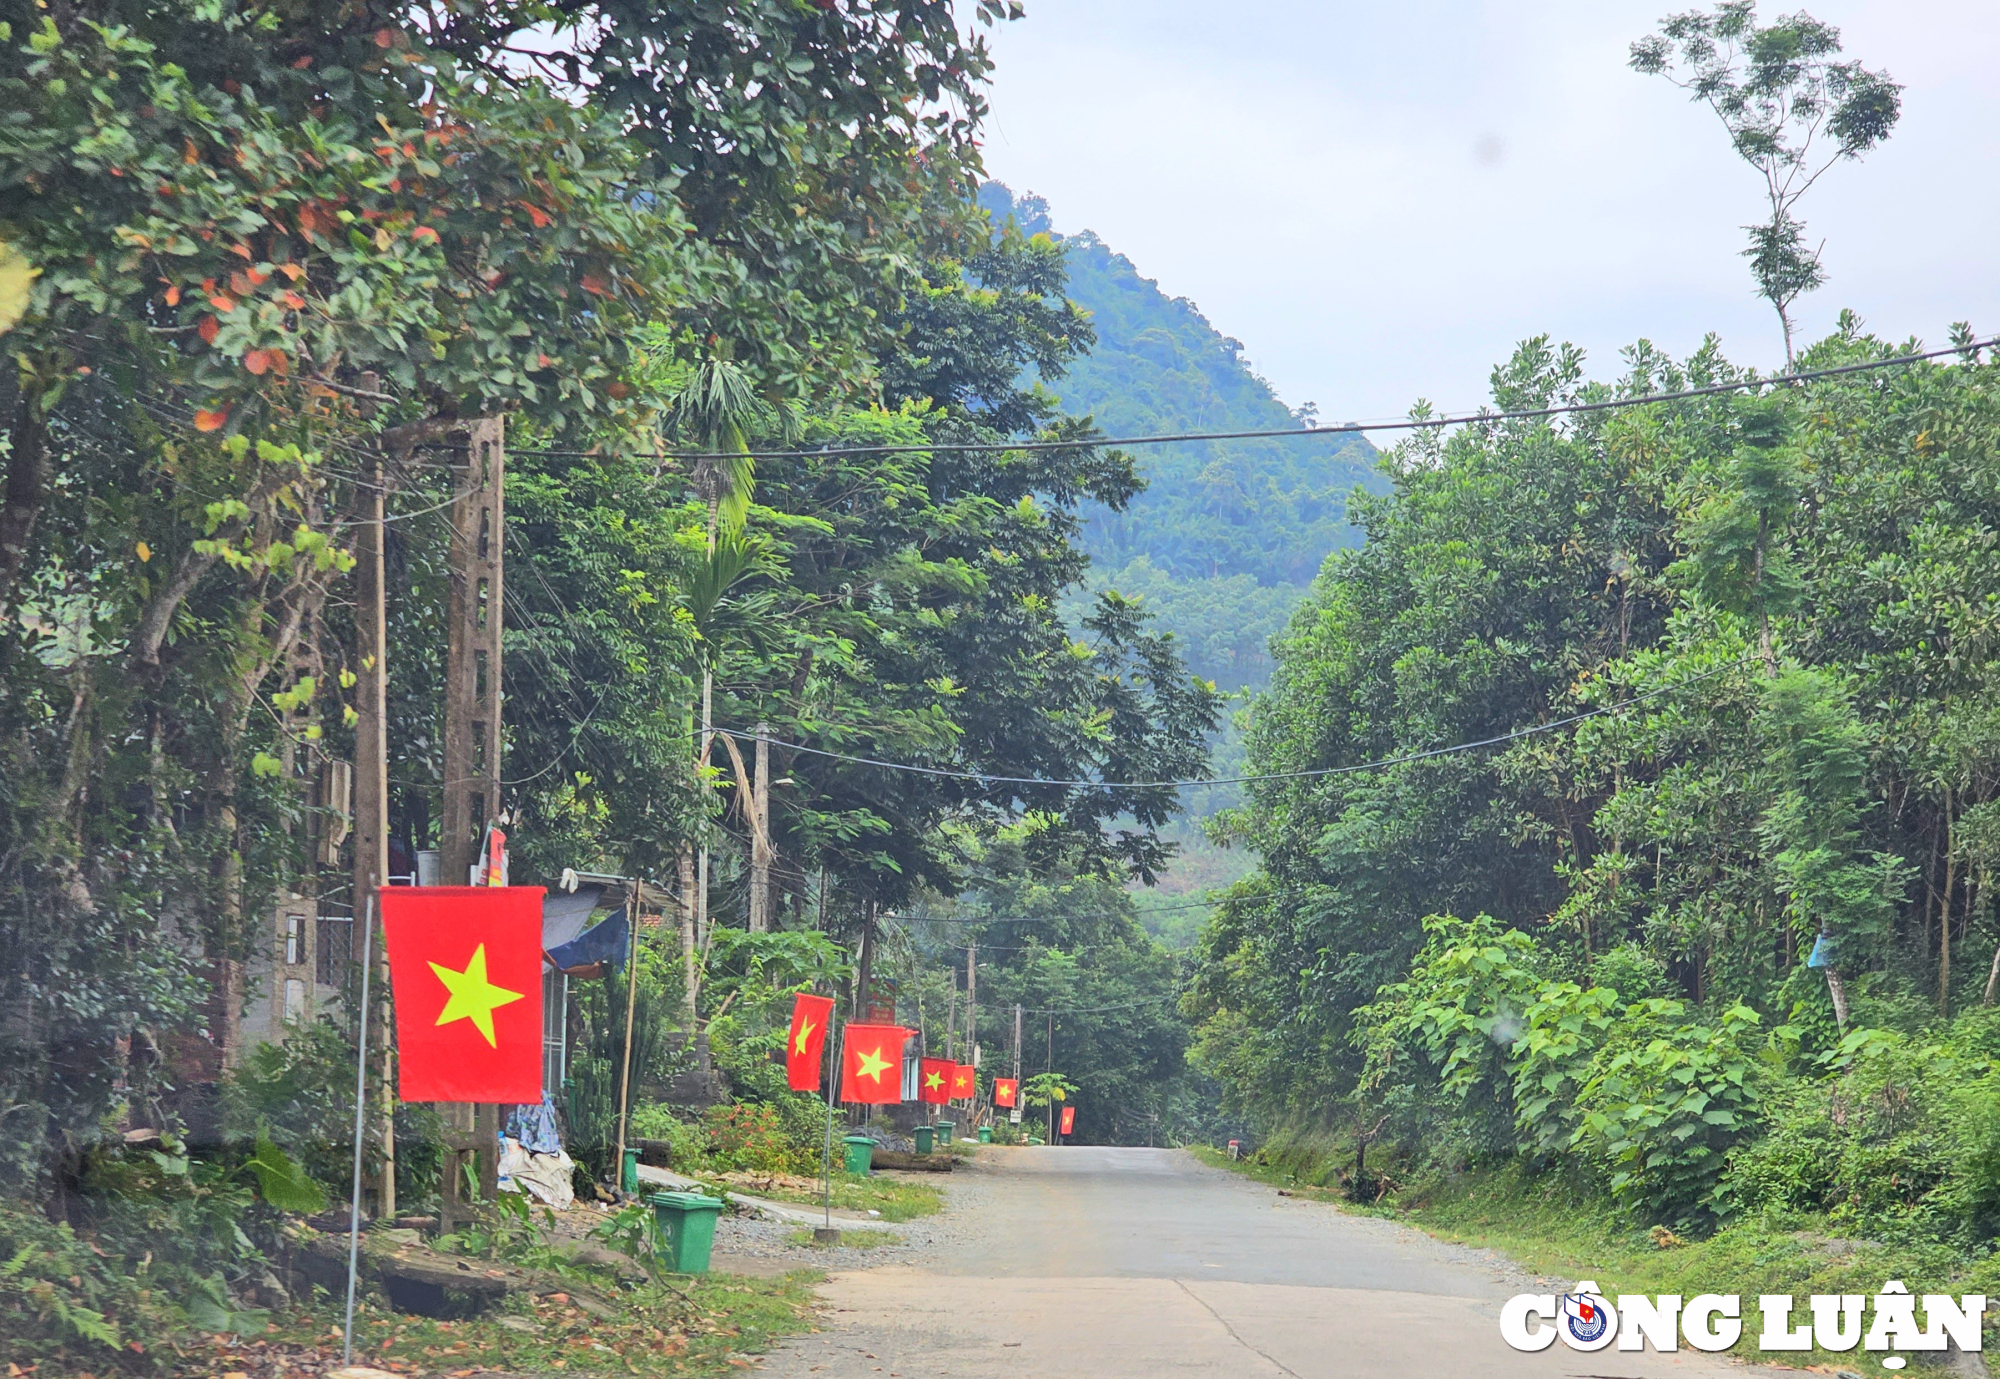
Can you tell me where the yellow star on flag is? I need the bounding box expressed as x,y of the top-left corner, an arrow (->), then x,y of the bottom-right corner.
794,1016 -> 816,1055
923,1069 -> 944,1091
854,1045 -> 891,1083
430,943 -> 525,1048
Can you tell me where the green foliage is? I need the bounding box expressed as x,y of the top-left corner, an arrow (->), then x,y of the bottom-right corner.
0,1203 -> 150,1365
243,1137 -> 326,1215
697,1104 -> 807,1176
1195,323 -> 2000,1255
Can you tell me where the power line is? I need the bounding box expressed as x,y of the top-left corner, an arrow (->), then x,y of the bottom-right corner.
721,658 -> 1744,791
896,891 -> 1288,927
503,338 -> 1995,463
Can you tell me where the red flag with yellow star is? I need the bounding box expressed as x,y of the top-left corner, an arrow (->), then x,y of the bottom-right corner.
993,1077 -> 1018,1108
917,1057 -> 953,1105
839,1024 -> 911,1104
380,886 -> 545,1102
949,1063 -> 976,1100
786,993 -> 835,1092
1060,1105 -> 1076,1137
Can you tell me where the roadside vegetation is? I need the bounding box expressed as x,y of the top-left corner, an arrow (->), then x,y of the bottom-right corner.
1183,10 -> 2000,1333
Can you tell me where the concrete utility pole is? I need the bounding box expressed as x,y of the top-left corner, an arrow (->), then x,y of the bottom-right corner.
1013,1002 -> 1022,1084
437,418 -> 505,1230
965,940 -> 977,1071
749,722 -> 771,932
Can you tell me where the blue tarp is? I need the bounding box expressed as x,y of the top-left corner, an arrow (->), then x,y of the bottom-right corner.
547,906 -> 630,973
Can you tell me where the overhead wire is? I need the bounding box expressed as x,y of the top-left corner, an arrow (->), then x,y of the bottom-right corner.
500,337 -> 1997,463
722,656 -> 1746,792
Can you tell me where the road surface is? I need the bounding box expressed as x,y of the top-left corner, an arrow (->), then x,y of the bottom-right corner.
756,1146 -> 1747,1378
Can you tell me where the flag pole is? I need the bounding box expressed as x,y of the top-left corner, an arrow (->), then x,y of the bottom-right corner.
342,892 -> 378,1366
613,883 -> 641,1196
821,1015 -> 845,1231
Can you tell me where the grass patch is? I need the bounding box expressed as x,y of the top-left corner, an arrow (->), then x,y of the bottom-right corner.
702,1172 -> 942,1222
237,1271 -> 819,1377
1193,1146 -> 1996,1370
786,1227 -> 899,1249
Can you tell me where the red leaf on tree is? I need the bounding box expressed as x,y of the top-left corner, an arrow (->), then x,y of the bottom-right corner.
193,407 -> 229,432
244,350 -> 270,376
198,316 -> 220,344
520,202 -> 552,229
375,28 -> 396,47
209,294 -> 237,314
163,284 -> 181,306
580,274 -> 610,297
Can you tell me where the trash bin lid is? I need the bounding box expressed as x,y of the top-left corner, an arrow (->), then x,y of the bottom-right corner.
648,1190 -> 724,1210
841,1134 -> 874,1145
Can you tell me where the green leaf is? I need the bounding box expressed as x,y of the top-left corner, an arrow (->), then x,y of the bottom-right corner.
246,1136 -> 327,1213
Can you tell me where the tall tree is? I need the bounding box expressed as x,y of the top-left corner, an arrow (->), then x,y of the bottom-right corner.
1630,2 -> 1901,363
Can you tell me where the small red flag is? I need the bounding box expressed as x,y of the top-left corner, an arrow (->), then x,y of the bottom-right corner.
949,1063 -> 976,1100
1060,1104 -> 1076,1137
918,1056 -> 953,1105
786,993 -> 834,1092
381,886 -> 544,1102
993,1077 -> 1018,1108
839,1024 -> 912,1104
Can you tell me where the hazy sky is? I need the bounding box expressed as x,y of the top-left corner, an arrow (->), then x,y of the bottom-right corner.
974,0 -> 2000,424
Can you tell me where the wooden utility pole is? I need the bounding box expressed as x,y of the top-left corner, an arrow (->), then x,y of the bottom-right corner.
436,419 -> 506,1224
441,418 -> 505,887
351,431 -> 395,1217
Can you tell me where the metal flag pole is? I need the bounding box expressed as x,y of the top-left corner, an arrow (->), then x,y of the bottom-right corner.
342,892 -> 378,1365
613,884 -> 642,1195
821,1016 -> 845,1231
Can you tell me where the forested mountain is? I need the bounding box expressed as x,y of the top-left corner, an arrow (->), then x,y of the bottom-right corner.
973,184 -> 1377,912
978,183 -> 1381,594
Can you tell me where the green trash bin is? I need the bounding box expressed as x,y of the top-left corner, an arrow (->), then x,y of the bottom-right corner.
842,1134 -> 875,1176
648,1191 -> 724,1274
913,1124 -> 935,1155
936,1120 -> 955,1145
978,1125 -> 993,1144
621,1146 -> 640,1195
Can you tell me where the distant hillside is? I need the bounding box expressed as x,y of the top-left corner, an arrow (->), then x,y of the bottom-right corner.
974,184 -> 1384,923
979,183 -> 1383,591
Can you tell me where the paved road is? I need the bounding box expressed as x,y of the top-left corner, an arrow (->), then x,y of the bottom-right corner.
756,1146 -> 1747,1379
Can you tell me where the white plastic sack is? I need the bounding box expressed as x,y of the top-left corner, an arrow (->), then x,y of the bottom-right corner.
496,1134 -> 576,1209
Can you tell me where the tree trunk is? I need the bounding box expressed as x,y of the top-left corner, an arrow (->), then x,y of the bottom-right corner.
0,393 -> 48,613
1939,789 -> 1956,1015
1825,965 -> 1850,1031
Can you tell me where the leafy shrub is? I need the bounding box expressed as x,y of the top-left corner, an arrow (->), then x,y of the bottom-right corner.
0,1202 -> 161,1367
223,1017 -> 374,1191
1570,1000 -> 1769,1229
701,1104 -> 807,1174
